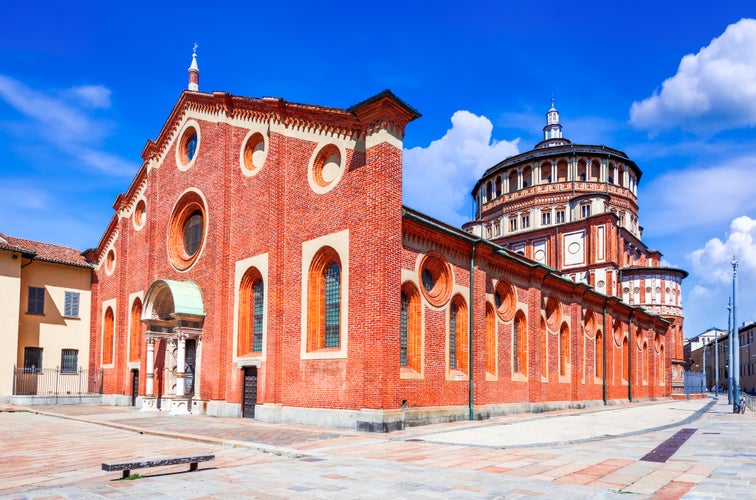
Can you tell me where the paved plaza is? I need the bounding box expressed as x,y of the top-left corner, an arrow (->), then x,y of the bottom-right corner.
0,397 -> 753,499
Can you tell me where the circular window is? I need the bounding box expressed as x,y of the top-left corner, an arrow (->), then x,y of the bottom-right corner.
133,199 -> 146,230
168,190 -> 207,271
241,131 -> 266,176
494,278 -> 516,321
545,295 -> 561,331
309,144 -> 344,193
418,253 -> 452,307
105,249 -> 116,275
176,123 -> 200,170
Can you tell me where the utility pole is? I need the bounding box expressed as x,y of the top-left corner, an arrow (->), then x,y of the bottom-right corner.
727,297 -> 733,404
732,257 -> 740,413
714,327 -> 719,396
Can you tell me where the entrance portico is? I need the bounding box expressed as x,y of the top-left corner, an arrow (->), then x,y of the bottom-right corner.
140,279 -> 205,415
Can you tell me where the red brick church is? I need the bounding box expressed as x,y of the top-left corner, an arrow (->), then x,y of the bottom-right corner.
88,51 -> 685,430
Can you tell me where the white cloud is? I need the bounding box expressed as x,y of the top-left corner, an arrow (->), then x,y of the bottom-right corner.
640,156 -> 756,236
403,111 -> 520,225
0,74 -> 132,175
66,84 -> 112,109
630,18 -> 756,134
688,216 -> 756,285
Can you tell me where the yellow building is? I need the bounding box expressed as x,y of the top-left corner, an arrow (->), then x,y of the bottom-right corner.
0,233 -> 93,399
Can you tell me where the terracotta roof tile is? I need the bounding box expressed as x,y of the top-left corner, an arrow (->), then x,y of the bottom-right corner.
0,232 -> 92,268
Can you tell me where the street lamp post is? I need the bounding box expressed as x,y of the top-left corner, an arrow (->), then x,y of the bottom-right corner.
727,297 -> 733,404
732,257 -> 740,413
714,326 -> 719,396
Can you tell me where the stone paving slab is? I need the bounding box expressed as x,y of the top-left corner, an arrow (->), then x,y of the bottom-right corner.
1,397 -> 753,498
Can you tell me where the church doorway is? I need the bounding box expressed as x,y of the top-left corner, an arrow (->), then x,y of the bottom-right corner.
242,367 -> 257,418
185,339 -> 197,396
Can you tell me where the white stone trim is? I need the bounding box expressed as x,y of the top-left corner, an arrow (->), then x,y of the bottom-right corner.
300,229 -> 349,360
232,253 -> 269,364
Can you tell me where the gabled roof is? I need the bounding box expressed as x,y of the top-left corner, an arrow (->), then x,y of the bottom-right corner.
0,232 -> 92,269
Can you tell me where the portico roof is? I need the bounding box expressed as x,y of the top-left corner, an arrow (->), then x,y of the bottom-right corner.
142,279 -> 205,324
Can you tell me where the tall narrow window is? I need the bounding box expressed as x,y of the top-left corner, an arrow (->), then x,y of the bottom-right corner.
642,341 -> 649,384
622,337 -> 628,382
61,349 -> 78,374
400,283 -> 422,371
541,318 -> 548,377
659,344 -> 665,384
28,286 -> 44,315
64,291 -> 80,318
556,210 -> 565,224
595,332 -> 603,379
253,280 -> 264,352
513,311 -> 527,375
307,247 -> 342,351
129,299 -> 142,363
238,268 -> 264,356
449,296 -> 468,374
450,305 -> 458,369
581,204 -> 591,218
324,263 -> 340,348
560,323 -> 570,377
485,303 -> 496,375
103,307 -> 114,365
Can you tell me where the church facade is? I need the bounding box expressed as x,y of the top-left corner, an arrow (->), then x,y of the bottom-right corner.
87,55 -> 683,430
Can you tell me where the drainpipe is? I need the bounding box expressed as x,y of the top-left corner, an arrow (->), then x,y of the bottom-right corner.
469,241 -> 477,421
628,309 -> 635,402
602,300 -> 608,405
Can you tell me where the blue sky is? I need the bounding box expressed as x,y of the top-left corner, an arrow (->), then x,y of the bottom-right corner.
1,1 -> 755,338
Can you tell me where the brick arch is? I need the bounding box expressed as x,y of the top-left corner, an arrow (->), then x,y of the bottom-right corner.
307,246 -> 342,351
239,267 -> 264,356
129,298 -> 142,363
400,281 -> 422,372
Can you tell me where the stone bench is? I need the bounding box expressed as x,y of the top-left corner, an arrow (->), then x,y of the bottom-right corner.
102,454 -> 215,479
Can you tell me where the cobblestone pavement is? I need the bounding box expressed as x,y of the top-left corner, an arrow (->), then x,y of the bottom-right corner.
0,397 -> 753,499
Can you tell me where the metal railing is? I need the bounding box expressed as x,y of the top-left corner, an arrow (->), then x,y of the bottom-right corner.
739,391 -> 755,412
12,366 -> 103,396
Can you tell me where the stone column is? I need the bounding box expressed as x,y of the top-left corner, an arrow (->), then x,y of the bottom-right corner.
145,337 -> 155,397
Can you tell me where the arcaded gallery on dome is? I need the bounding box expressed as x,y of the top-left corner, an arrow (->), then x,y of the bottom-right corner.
87,54 -> 686,431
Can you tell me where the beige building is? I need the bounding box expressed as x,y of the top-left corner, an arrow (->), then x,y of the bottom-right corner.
0,233 -> 93,398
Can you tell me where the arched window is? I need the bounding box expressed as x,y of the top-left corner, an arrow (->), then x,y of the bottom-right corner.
485,303 -> 496,375
238,267 -> 264,356
103,307 -> 114,366
508,170 -> 518,193
541,318 -> 547,377
559,323 -> 570,377
595,332 -> 603,380
129,299 -> 142,363
557,160 -> 568,182
513,311 -> 527,375
401,283 -> 421,372
307,247 -> 341,351
589,160 -> 600,182
449,295 -> 468,374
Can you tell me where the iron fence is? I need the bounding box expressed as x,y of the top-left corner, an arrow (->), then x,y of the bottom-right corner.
12,366 -> 103,396
740,391 -> 756,412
